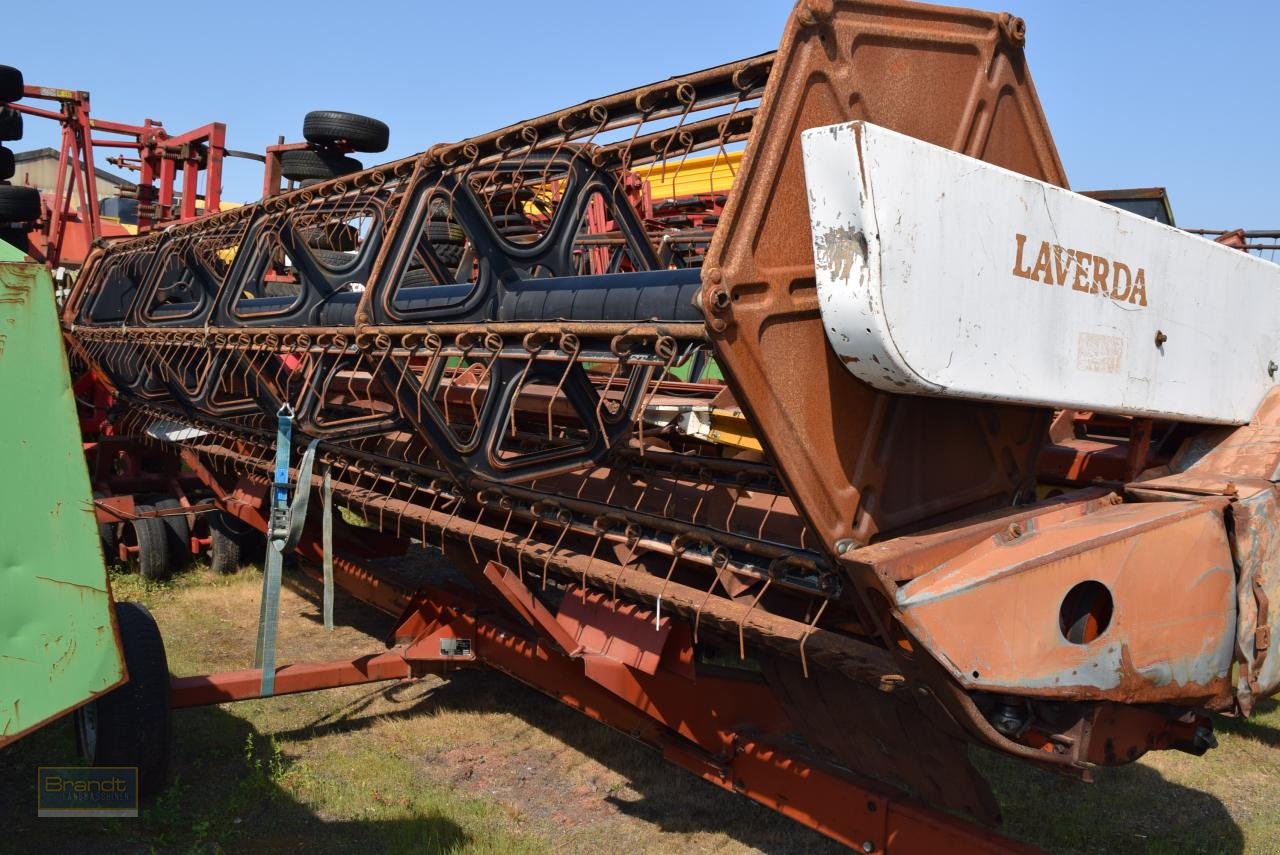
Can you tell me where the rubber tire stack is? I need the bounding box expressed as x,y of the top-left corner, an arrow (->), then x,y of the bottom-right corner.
0,64 -> 39,247
279,110 -> 389,185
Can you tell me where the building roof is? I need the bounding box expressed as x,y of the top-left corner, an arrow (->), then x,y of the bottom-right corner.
13,147 -> 136,189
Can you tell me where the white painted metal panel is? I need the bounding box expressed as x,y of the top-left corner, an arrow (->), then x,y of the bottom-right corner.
800,121 -> 1280,425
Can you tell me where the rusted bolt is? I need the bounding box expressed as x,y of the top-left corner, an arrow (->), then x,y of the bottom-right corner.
705,267 -> 723,285
834,538 -> 854,555
707,287 -> 732,313
1000,13 -> 1027,47
1154,329 -> 1168,347
797,0 -> 834,26
877,674 -> 904,693
1007,523 -> 1023,538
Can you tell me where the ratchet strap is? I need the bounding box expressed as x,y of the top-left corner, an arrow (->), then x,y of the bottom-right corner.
254,404 -> 320,696
322,468 -> 334,632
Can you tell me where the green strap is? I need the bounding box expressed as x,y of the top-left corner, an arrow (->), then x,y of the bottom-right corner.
254,403 -> 320,696
322,468 -> 334,632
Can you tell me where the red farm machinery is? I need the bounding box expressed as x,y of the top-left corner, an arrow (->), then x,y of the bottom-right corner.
6,1 -> 1280,852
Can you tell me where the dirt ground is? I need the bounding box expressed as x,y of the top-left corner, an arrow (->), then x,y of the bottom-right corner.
3,554 -> 1279,854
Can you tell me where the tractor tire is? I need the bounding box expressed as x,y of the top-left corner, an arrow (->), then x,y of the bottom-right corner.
279,148 -> 362,182
92,491 -> 119,564
0,184 -> 39,222
434,242 -> 466,271
0,145 -> 16,181
0,65 -> 21,104
209,510 -> 259,574
302,110 -> 389,153
128,505 -> 171,581
151,498 -> 191,571
0,107 -> 20,141
0,226 -> 26,253
73,601 -> 171,798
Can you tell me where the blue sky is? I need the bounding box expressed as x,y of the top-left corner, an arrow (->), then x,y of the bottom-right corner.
6,1 -> 1276,228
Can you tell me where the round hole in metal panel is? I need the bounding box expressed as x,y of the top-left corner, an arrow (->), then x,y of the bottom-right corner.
1059,580 -> 1113,644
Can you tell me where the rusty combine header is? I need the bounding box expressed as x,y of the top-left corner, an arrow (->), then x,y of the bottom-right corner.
56,0 -> 1280,849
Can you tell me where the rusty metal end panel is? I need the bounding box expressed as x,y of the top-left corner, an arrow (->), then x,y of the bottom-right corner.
897,499 -> 1236,704
702,0 -> 1066,560
1229,486 -> 1280,713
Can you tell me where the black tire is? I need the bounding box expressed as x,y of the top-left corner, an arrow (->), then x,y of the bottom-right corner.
425,221 -> 464,244
73,601 -> 171,798
433,243 -> 465,270
151,498 -> 191,571
209,510 -> 259,574
302,222 -> 359,251
262,280 -> 302,298
0,184 -> 39,222
0,226 -> 27,253
0,107 -> 21,141
92,491 -> 119,563
490,212 -> 529,229
302,110 -> 389,153
0,65 -> 21,104
279,148 -> 362,182
400,267 -> 438,288
309,247 -> 358,270
127,505 -> 171,581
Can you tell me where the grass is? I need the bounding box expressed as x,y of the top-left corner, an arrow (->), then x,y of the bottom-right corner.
3,560 -> 1279,853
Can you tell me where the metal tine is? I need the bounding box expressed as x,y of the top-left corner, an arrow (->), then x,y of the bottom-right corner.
593,358 -> 625,442
611,525 -> 641,605
441,341 -> 467,438
496,504 -> 514,567
465,336 -> 503,441
581,525 -> 607,602
516,516 -> 539,582
703,90 -> 747,196
546,334 -> 579,441
466,496 -> 489,564
360,342 -> 395,414
504,127 -> 543,222
798,599 -> 829,680
171,336 -> 206,393
657,543 -> 686,602
738,578 -> 772,660
440,491 -> 463,552
541,510 -> 572,590
633,338 -> 678,451
756,488 -> 782,541
692,562 -> 723,645
504,344 -> 540,442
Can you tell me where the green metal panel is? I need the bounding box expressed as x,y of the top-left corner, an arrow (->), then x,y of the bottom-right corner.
0,241 -> 125,747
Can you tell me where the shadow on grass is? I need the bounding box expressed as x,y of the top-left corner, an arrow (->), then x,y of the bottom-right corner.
976,746 -> 1244,855
268,669 -> 846,854
0,704 -> 469,854
1214,697 -> 1280,748
265,570 -> 1247,855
